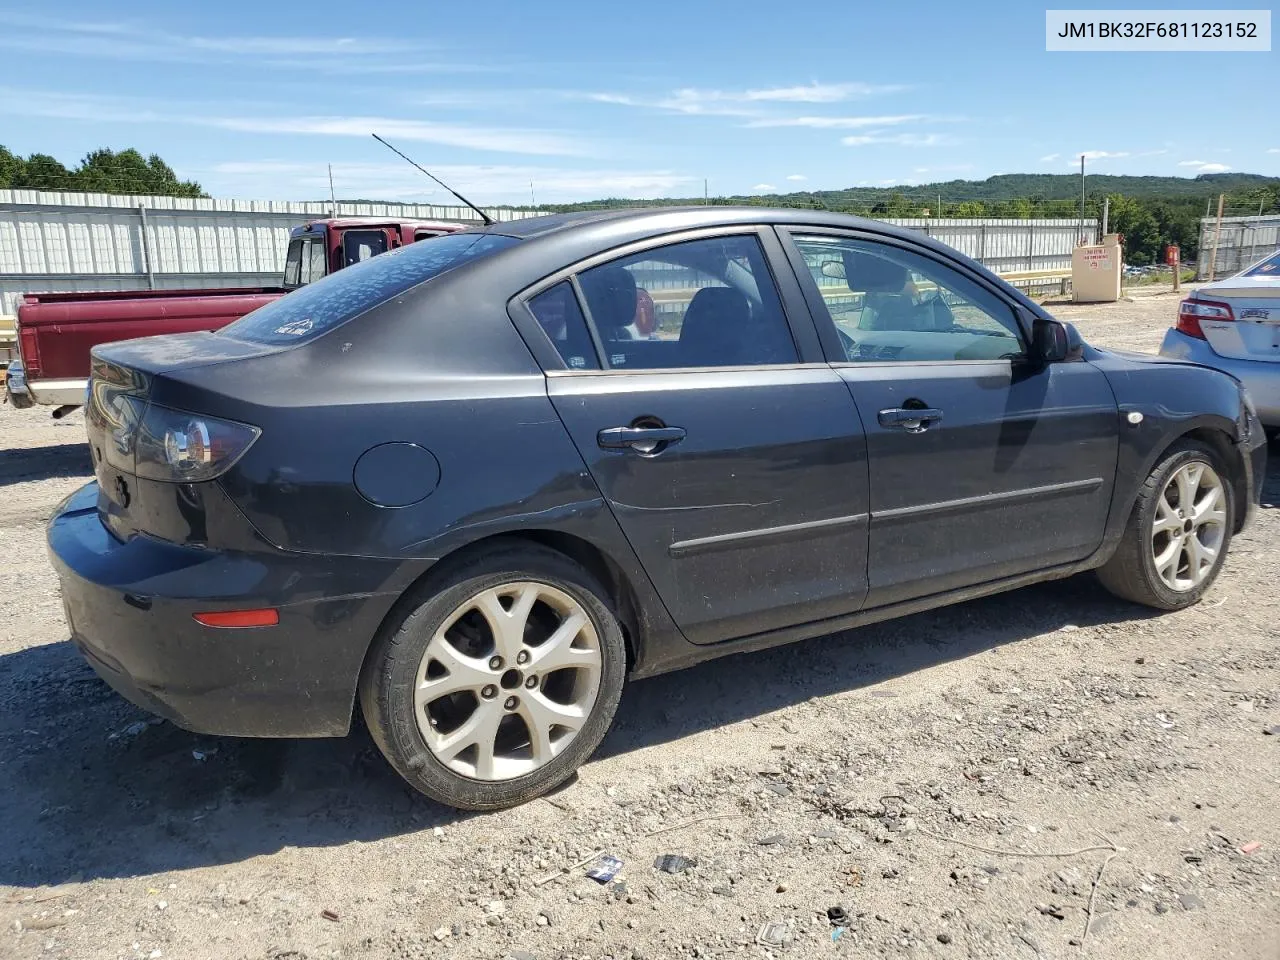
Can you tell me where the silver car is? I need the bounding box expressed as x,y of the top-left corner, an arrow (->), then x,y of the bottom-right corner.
1161,250 -> 1280,430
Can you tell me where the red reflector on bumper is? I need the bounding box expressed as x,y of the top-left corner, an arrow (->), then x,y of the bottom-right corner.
193,609 -> 279,628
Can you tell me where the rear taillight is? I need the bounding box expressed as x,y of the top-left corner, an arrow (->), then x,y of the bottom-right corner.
17,326 -> 40,377
133,404 -> 260,482
1176,298 -> 1234,340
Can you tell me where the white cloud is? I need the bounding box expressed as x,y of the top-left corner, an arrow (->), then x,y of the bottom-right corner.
1039,153 -> 1060,162
752,183 -> 777,191
745,114 -> 925,129
0,13 -> 462,72
585,90 -> 755,117
208,160 -> 697,203
841,132 -> 951,147
587,81 -> 904,117
741,82 -> 905,102
218,116 -> 585,156
785,174 -> 807,181
1179,160 -> 1231,173
1268,148 -> 1280,154
1075,150 -> 1129,163
0,89 -> 589,157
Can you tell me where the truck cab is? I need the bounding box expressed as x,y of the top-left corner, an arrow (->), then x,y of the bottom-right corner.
283,218 -> 460,290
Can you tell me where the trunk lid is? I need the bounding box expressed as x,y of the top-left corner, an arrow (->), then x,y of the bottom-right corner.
1196,279 -> 1280,362
86,333 -> 284,538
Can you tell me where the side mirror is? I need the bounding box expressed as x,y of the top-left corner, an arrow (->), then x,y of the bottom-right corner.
820,260 -> 846,280
1032,317 -> 1084,364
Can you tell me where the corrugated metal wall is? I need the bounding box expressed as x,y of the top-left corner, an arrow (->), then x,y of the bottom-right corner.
1197,214 -> 1280,279
0,191 -> 1097,314
0,190 -> 547,314
888,218 -> 1097,273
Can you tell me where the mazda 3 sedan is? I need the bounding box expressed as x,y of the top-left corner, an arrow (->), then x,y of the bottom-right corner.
49,208 -> 1267,809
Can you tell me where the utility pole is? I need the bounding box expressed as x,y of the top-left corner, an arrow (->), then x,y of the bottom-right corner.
1101,195 -> 1109,236
529,180 -> 536,209
1079,154 -> 1086,245
704,179 -> 709,205
328,164 -> 337,217
1206,193 -> 1225,281
938,192 -> 943,218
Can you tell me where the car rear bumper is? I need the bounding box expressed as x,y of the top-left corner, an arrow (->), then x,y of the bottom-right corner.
26,376 -> 88,407
1160,328 -> 1280,425
47,483 -> 404,738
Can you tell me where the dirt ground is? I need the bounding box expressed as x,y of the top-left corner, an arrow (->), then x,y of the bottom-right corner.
1,289 -> 1277,960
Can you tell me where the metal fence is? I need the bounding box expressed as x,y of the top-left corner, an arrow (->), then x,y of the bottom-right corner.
0,190 -> 1097,315
881,218 -> 1096,275
1196,213 -> 1280,280
0,190 -> 548,314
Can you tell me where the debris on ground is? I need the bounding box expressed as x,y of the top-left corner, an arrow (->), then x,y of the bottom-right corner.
652,854 -> 696,874
585,855 -> 623,884
827,905 -> 849,926
320,909 -> 339,922
756,920 -> 794,948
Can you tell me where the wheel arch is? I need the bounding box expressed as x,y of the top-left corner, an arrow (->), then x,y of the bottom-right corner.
359,530 -> 647,697
1159,424 -> 1249,533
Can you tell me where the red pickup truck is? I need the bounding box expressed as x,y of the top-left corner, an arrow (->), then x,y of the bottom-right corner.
6,217 -> 464,411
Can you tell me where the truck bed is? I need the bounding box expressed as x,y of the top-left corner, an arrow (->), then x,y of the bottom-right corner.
16,287 -> 285,399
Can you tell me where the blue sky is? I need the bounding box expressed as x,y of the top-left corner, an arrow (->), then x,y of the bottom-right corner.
0,2 -> 1276,204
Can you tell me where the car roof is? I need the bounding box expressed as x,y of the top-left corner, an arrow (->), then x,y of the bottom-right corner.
481,206 -> 902,240
296,217 -> 465,231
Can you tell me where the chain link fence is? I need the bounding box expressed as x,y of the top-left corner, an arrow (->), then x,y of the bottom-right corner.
1196,213 -> 1280,280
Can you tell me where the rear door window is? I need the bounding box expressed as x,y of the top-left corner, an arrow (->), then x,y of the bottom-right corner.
222,232 -> 518,345
342,229 -> 390,267
574,234 -> 798,370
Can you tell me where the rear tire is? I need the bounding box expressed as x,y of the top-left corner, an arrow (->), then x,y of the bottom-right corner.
1096,440 -> 1234,610
359,543 -> 626,810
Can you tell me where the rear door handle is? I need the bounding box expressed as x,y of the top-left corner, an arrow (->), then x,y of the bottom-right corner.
878,407 -> 943,433
597,425 -> 686,453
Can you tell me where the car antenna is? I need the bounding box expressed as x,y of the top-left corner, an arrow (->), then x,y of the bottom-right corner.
371,133 -> 494,226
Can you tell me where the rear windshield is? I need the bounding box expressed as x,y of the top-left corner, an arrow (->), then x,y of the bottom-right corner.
1242,250 -> 1280,278
221,232 -> 519,345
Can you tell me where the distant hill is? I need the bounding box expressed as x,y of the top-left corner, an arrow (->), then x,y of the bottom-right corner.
541,172 -> 1280,214
336,171 -> 1280,266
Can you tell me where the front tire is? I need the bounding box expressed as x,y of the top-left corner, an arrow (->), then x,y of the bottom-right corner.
359,543 -> 626,810
1096,440 -> 1234,610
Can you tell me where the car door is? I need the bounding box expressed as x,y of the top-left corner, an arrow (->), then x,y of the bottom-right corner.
515,228 -> 871,646
779,228 -> 1119,608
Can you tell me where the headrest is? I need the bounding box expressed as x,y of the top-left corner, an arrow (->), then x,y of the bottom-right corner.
579,266 -> 637,332
843,250 -> 908,293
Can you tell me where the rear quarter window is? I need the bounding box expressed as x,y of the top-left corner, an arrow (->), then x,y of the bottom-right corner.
221,232 -> 519,345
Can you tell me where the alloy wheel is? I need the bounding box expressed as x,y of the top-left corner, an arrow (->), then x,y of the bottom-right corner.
1150,460 -> 1227,592
412,581 -> 603,781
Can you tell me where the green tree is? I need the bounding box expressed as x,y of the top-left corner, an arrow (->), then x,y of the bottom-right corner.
12,153 -> 73,191
0,145 -> 22,188
1106,194 -> 1162,264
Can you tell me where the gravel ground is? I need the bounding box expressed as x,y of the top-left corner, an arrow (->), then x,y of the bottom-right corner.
2,289 -> 1277,960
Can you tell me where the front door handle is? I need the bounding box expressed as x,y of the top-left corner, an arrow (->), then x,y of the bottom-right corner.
878,407 -> 943,433
597,425 -> 686,453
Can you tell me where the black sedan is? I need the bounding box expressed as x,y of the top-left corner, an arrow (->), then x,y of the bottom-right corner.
49,208 -> 1267,809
